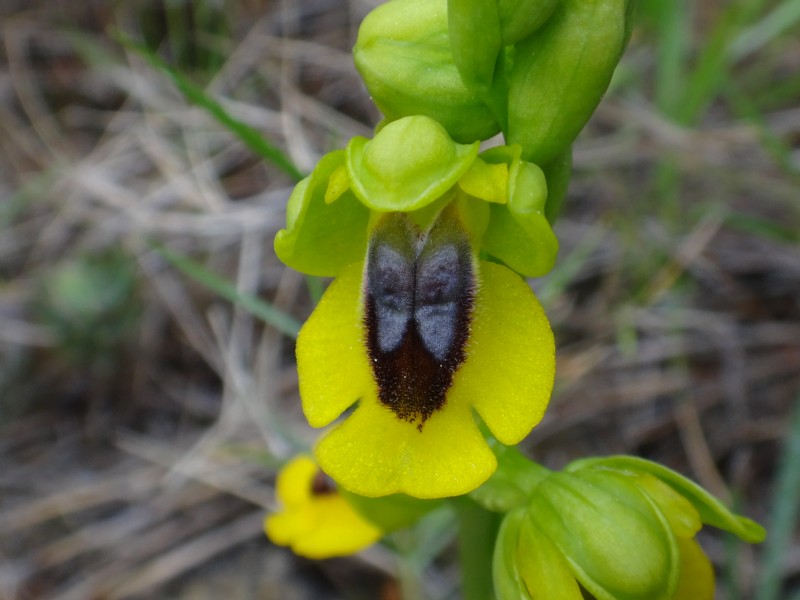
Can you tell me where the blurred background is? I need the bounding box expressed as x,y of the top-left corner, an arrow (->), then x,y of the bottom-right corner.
0,1 -> 798,598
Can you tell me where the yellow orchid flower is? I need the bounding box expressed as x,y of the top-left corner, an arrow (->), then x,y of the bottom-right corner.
265,455 -> 382,559
297,210 -> 555,499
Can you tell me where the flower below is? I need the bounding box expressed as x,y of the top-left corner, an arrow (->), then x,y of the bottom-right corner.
297,209 -> 555,499
264,455 -> 382,559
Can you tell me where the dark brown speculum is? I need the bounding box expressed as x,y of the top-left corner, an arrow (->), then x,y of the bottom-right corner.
364,212 -> 475,429
310,469 -> 337,496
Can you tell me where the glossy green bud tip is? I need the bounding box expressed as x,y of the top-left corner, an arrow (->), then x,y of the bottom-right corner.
354,0 -> 501,143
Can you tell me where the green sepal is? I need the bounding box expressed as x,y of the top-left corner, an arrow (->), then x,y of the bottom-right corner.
340,488 -> 442,532
470,442 -> 550,513
497,0 -> 563,45
493,509 -> 534,600
517,517 -> 584,600
274,150 -> 370,277
346,116 -> 480,212
478,145 -> 558,277
507,0 -> 634,164
567,456 -> 767,543
354,0 -> 500,143
530,471 -> 678,600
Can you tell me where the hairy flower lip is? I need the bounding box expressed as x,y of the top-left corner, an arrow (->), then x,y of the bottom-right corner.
364,212 -> 476,427
297,250 -> 555,499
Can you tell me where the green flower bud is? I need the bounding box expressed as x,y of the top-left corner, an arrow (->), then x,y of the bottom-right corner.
566,456 -> 767,543
354,0 -> 501,143
507,0 -> 635,164
529,470 -> 679,600
489,454 -> 764,600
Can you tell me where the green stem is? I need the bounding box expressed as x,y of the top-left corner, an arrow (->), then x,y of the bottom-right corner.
453,496 -> 502,600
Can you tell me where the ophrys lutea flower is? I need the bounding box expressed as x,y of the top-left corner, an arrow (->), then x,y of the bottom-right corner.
276,116 -> 557,499
297,208 -> 554,498
264,455 -> 382,559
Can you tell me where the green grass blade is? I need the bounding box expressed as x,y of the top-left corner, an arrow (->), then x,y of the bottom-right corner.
725,212 -> 800,244
117,34 -> 305,181
755,394 -> 800,600
676,3 -> 743,124
154,244 -> 301,338
730,0 -> 800,61
650,0 -> 691,117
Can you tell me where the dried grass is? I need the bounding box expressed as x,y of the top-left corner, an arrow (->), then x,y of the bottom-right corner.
0,1 -> 798,599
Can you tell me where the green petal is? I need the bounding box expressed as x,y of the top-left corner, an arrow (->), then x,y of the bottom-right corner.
482,203 -> 558,277
479,146 -> 558,277
567,456 -> 767,543
315,391 -> 496,499
274,150 -> 370,276
518,518 -> 584,600
452,261 -> 555,445
458,158 -> 509,204
346,116 -> 480,212
296,262 -> 373,427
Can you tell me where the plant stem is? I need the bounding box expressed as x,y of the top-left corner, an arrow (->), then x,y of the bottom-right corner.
453,496 -> 502,600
